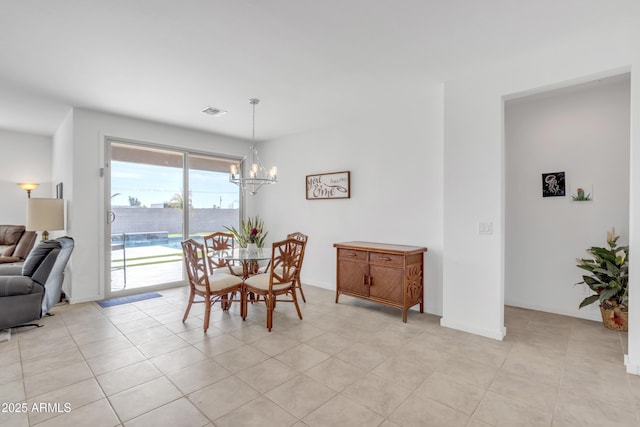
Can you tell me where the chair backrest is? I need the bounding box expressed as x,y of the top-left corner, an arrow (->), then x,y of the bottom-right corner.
286,232 -> 308,273
287,232 -> 308,254
287,232 -> 308,244
269,237 -> 305,286
182,239 -> 210,293
203,232 -> 236,273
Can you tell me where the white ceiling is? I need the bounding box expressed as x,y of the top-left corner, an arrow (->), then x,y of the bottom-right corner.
0,0 -> 637,140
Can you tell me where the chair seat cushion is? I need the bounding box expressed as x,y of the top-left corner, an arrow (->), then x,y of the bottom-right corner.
194,273 -> 242,293
244,273 -> 292,292
0,276 -> 43,297
0,265 -> 23,276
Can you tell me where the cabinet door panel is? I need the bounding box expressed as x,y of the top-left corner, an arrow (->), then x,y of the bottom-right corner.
338,260 -> 369,296
369,265 -> 403,304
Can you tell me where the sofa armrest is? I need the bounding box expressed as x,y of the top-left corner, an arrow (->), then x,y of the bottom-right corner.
0,256 -> 21,264
0,276 -> 43,297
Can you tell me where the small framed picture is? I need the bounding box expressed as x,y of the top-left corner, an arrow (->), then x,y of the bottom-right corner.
306,171 -> 350,200
571,184 -> 593,202
56,182 -> 63,199
542,172 -> 565,197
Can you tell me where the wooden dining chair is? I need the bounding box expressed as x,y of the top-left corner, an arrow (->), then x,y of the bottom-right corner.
286,232 -> 308,303
203,232 -> 244,277
242,237 -> 304,331
181,239 -> 244,332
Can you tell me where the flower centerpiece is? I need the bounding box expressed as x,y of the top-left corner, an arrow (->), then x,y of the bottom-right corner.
576,227 -> 629,331
225,216 -> 267,248
248,227 -> 259,244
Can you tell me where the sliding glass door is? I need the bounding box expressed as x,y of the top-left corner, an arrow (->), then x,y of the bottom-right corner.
188,153 -> 241,238
106,139 -> 240,295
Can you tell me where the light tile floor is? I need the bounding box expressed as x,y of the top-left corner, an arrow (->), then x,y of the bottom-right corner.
1,285 -> 638,426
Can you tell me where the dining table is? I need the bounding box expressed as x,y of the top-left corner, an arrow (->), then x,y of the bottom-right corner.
211,247 -> 271,279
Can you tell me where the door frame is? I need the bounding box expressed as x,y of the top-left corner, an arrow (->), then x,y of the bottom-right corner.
101,135 -> 244,298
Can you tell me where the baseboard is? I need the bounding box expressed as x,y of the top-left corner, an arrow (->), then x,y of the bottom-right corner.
625,354 -> 640,376
505,299 -> 601,322
67,294 -> 102,304
440,317 -> 506,341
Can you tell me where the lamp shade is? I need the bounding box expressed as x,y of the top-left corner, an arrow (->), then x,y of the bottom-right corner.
26,198 -> 64,235
17,183 -> 39,191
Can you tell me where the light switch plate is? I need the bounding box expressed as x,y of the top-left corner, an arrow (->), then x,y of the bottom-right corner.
479,222 -> 493,235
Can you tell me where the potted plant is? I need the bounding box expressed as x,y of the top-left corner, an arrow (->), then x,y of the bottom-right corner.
571,187 -> 592,201
225,216 -> 267,249
576,228 -> 629,331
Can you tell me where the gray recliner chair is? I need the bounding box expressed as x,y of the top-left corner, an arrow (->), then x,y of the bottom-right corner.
0,236 -> 74,330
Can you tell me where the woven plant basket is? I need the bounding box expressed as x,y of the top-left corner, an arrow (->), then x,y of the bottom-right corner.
599,304 -> 628,332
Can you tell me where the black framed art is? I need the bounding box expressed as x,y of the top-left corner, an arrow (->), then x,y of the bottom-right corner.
541,172 -> 565,197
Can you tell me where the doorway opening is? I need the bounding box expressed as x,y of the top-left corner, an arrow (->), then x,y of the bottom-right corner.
105,139 -> 241,295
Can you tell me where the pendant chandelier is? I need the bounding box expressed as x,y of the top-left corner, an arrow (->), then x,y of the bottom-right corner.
229,98 -> 277,195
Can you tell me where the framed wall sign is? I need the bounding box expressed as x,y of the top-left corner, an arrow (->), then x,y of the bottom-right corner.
306,171 -> 350,200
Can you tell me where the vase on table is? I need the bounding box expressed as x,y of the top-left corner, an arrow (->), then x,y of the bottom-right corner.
247,243 -> 258,254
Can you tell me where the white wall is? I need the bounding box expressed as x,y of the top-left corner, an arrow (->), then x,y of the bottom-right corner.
51,110 -> 75,296
52,109 -> 74,232
0,129 -> 52,224
442,76 -> 506,339
628,53 -> 640,375
442,23 -> 638,341
253,87 -> 445,315
59,108 -> 251,303
505,77 -> 630,321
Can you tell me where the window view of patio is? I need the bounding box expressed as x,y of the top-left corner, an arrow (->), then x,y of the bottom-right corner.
108,142 -> 239,294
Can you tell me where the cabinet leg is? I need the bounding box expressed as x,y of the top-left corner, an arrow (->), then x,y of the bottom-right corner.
402,309 -> 407,323
335,291 -> 340,304
420,300 -> 424,313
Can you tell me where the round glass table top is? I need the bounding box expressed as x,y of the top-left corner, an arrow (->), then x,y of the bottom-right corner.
211,247 -> 270,262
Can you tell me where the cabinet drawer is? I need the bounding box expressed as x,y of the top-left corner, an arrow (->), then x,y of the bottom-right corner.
369,252 -> 404,267
338,248 -> 367,261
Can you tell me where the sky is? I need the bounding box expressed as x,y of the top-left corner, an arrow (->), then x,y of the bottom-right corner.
110,161 -> 240,209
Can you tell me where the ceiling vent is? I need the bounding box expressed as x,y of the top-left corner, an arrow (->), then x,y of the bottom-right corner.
201,106 -> 228,117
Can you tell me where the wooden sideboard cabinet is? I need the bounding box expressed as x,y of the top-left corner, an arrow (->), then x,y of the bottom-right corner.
334,241 -> 428,322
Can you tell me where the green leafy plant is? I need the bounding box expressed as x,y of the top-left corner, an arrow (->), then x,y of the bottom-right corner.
224,216 -> 267,248
576,228 -> 628,310
571,187 -> 592,201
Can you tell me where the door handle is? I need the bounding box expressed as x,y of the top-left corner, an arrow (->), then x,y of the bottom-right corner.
107,211 -> 116,224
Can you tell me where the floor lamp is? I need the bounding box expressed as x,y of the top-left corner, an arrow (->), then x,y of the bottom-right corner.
26,198 -> 64,241
17,182 -> 39,198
